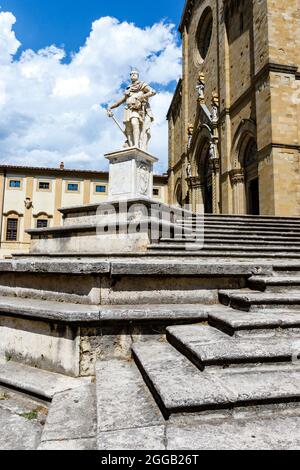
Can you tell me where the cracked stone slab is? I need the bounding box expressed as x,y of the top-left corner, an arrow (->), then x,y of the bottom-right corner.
41,383 -> 96,443
100,304 -> 211,323
219,291 -> 300,310
132,342 -> 235,416
133,341 -> 300,415
0,260 -> 110,275
110,261 -> 270,276
212,364 -> 300,405
98,426 -> 166,451
96,359 -> 164,443
166,406 -> 300,450
0,407 -> 42,450
167,324 -> 300,367
209,310 -> 300,333
0,362 -> 91,400
0,296 -> 100,323
38,438 -> 96,450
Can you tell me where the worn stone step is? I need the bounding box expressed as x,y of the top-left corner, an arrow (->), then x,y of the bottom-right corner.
96,360 -> 165,450
182,215 -> 300,223
0,295 -> 213,324
0,361 -> 90,400
166,405 -> 300,450
177,217 -> 300,230
166,324 -> 300,368
219,290 -> 300,311
208,310 -> 300,335
248,276 -> 300,292
38,383 -> 97,450
161,238 -> 300,246
151,243 -> 300,252
145,249 -> 300,259
132,341 -> 300,416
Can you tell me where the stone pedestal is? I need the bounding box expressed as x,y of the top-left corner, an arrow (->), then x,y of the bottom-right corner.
105,147 -> 158,201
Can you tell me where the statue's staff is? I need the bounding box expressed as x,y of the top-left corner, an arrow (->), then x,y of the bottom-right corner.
106,108 -> 127,138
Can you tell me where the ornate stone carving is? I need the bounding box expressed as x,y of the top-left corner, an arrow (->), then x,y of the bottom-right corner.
230,169 -> 245,186
196,73 -> 205,103
211,93 -> 219,123
187,123 -> 194,149
137,162 -> 150,195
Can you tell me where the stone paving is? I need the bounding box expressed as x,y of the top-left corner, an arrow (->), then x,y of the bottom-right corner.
0,386 -> 46,450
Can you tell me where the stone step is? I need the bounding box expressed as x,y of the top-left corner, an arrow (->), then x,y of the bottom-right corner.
208,310 -> 300,335
273,264 -> 300,276
0,295 -> 214,324
0,361 -> 90,400
248,276 -> 300,292
145,249 -> 300,259
150,243 -> 300,252
161,238 -> 300,246
96,360 -> 165,450
177,220 -> 300,229
219,290 -> 300,311
182,215 -> 300,223
166,405 -> 300,450
38,383 -> 97,450
194,229 -> 300,238
179,225 -> 300,234
132,341 -> 300,416
166,324 -> 300,368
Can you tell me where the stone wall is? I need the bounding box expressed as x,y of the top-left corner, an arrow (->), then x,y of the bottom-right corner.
168,0 -> 300,216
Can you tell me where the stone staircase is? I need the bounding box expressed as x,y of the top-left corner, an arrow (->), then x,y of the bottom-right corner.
2,214 -> 300,449
148,214 -> 300,258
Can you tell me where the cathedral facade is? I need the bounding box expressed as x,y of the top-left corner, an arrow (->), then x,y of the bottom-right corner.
168,0 -> 300,215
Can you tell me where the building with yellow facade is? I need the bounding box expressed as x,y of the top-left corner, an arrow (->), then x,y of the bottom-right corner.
168,0 -> 300,216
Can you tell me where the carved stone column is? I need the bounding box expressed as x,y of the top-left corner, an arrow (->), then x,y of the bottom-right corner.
230,169 -> 246,215
187,177 -> 204,214
211,158 -> 220,214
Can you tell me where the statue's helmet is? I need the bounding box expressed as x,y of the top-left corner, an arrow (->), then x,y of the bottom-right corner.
130,70 -> 139,78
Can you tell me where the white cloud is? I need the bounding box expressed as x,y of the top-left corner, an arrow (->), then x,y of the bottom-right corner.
0,12 -> 21,63
0,13 -> 181,172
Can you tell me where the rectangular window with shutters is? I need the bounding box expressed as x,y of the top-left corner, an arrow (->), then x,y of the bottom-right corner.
38,181 -> 50,191
37,219 -> 48,229
6,219 -> 18,241
95,185 -> 107,193
9,180 -> 21,189
67,183 -> 79,192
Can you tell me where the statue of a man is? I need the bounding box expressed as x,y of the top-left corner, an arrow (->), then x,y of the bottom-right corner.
107,70 -> 156,151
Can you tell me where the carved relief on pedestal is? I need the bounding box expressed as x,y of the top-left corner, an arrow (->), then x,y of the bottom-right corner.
137,162 -> 150,195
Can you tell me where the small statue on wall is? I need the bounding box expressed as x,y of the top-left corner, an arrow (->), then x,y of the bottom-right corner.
196,73 -> 205,103
211,93 -> 219,123
186,160 -> 192,179
187,123 -> 194,149
24,197 -> 33,210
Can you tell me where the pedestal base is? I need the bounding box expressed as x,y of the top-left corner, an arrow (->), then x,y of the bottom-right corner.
105,148 -> 158,200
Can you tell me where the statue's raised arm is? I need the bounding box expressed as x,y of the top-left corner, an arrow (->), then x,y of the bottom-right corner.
107,70 -> 156,151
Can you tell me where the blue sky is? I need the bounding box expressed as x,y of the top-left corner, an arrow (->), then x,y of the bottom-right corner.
0,1 -> 184,172
0,0 -> 184,57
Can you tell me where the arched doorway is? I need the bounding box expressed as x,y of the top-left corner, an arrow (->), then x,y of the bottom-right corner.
242,138 -> 260,215
198,139 -> 213,214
